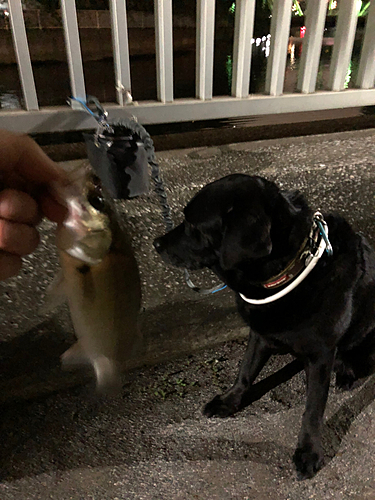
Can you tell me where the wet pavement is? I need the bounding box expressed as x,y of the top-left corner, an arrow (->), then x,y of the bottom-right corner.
1,128 -> 375,499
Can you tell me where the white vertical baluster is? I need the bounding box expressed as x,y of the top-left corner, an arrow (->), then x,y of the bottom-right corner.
328,0 -> 358,91
155,0 -> 174,103
297,0 -> 327,93
8,0 -> 39,110
109,0 -> 132,105
60,0 -> 86,103
265,0 -> 293,96
232,0 -> 256,97
196,0 -> 216,100
356,0 -> 375,89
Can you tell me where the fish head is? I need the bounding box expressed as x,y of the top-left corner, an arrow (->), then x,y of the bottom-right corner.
56,167 -> 113,265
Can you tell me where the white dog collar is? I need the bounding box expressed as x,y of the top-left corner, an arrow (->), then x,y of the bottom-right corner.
239,212 -> 331,305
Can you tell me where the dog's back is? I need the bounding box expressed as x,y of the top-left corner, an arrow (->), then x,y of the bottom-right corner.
334,232 -> 375,387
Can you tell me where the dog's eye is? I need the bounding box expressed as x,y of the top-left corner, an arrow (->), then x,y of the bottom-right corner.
88,190 -> 105,211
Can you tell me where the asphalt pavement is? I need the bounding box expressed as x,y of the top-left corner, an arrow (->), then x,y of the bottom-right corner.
1,128 -> 375,499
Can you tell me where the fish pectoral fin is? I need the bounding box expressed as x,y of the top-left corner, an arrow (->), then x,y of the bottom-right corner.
61,341 -> 91,368
39,271 -> 67,314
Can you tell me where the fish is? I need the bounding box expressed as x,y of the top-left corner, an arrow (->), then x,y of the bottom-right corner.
44,166 -> 142,392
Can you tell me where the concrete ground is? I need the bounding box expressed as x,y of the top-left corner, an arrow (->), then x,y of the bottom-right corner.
1,128 -> 375,499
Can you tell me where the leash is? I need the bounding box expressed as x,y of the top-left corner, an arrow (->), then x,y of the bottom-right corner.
184,269 -> 227,295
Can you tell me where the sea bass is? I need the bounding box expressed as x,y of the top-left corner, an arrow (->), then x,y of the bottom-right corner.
46,166 -> 142,392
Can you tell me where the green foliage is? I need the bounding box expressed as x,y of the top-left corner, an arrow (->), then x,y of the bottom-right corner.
147,374 -> 199,400
358,1 -> 370,17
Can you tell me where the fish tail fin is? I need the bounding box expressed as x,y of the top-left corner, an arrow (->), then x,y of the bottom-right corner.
93,356 -> 122,394
61,341 -> 91,368
61,345 -> 122,394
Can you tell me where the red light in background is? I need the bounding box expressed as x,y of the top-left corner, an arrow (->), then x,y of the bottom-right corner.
300,26 -> 306,38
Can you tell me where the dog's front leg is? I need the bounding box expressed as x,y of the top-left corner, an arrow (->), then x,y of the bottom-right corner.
293,350 -> 335,480
203,330 -> 272,418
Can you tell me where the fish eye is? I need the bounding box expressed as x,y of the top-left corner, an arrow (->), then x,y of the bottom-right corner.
91,174 -> 101,187
87,190 -> 105,211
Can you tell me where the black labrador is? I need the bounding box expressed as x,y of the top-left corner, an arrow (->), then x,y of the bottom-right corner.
154,174 -> 375,479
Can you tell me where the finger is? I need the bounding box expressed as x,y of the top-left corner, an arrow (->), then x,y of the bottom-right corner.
0,189 -> 40,225
0,219 -> 40,256
0,251 -> 22,281
39,191 -> 68,224
0,130 -> 68,185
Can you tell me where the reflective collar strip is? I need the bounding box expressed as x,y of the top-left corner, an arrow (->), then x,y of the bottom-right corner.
239,222 -> 328,305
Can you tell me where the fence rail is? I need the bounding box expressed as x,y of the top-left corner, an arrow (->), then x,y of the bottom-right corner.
1,0 -> 375,134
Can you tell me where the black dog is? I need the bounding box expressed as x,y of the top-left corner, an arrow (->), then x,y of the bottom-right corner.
154,174 -> 375,479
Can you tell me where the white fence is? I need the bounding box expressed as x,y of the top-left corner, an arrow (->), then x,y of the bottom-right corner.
1,0 -> 375,134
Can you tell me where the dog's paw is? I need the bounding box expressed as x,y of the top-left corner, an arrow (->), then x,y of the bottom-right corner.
203,394 -> 238,418
293,444 -> 324,480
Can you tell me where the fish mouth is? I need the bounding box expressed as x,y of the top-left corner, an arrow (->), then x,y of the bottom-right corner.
59,223 -> 113,265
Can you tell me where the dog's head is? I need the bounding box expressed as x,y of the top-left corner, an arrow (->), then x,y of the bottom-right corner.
154,174 -> 310,273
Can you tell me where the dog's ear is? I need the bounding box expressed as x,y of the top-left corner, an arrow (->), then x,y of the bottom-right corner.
219,209 -> 272,270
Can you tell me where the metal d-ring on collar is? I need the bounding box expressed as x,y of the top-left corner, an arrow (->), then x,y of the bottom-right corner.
239,211 -> 333,305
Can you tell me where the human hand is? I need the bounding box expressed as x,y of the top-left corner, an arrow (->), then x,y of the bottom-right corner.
0,130 -> 68,281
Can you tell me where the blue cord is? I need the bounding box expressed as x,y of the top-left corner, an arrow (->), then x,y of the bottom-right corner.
315,219 -> 333,256
69,96 -> 100,119
211,285 -> 227,294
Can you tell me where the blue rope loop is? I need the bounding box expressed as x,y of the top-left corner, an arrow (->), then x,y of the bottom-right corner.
69,96 -> 100,119
68,95 -> 113,132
